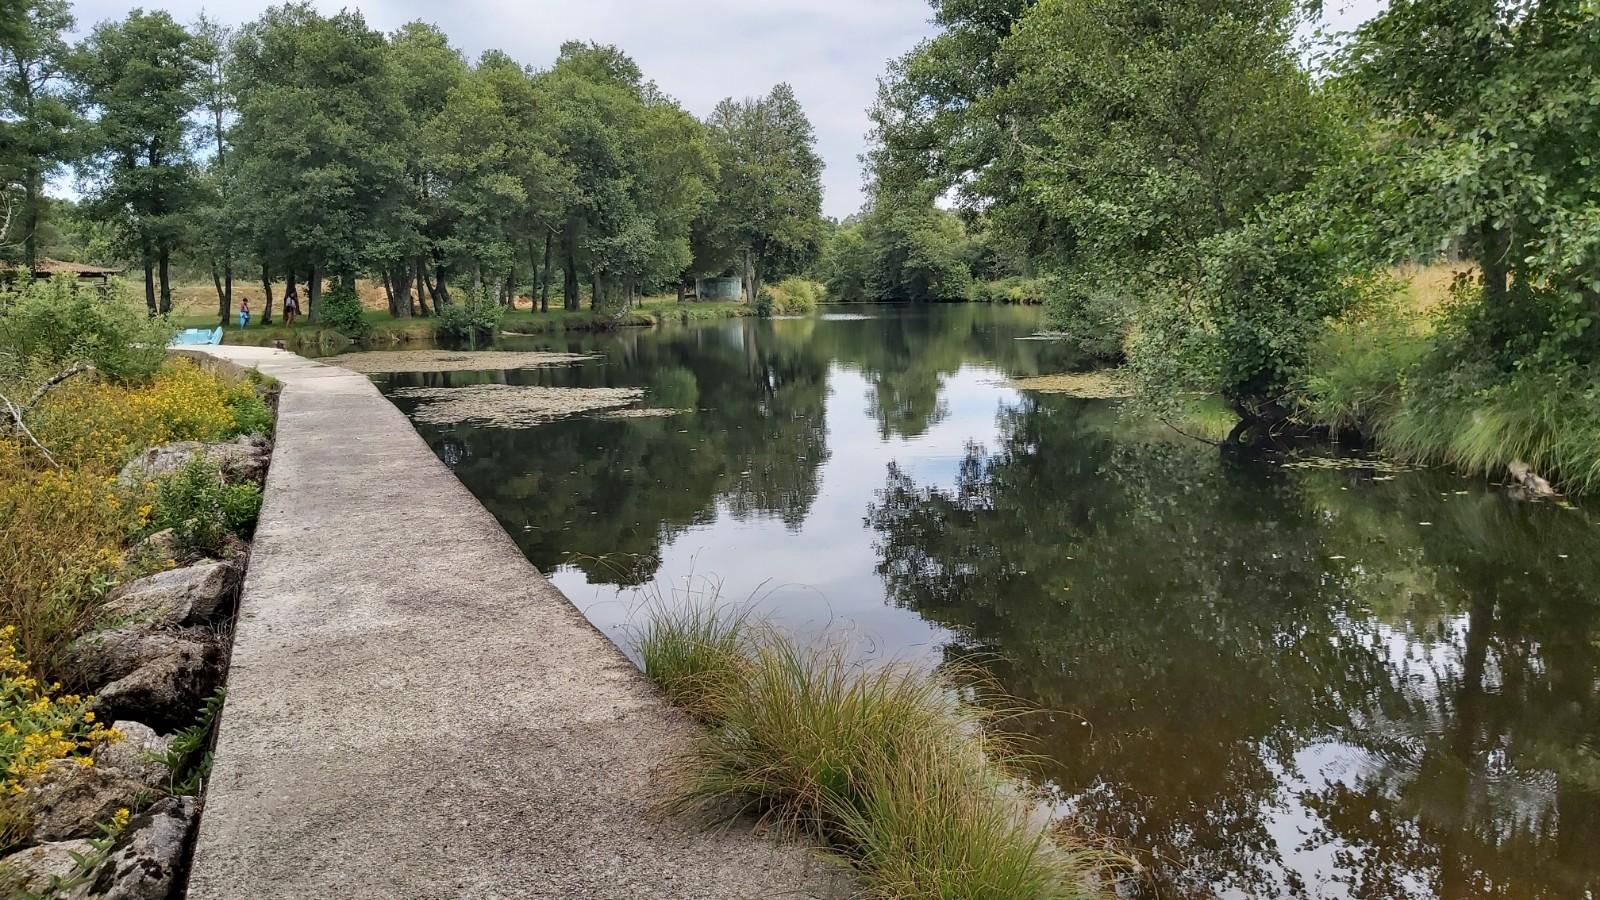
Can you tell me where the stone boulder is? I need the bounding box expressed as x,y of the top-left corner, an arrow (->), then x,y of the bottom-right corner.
87,797 -> 198,900
117,434 -> 271,488
100,561 -> 240,628
0,838 -> 96,896
22,761 -> 148,843
132,529 -> 183,566
96,722 -> 174,792
64,627 -> 224,732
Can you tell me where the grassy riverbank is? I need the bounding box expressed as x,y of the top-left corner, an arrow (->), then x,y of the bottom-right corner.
637,606 -> 1113,898
161,294 -> 754,349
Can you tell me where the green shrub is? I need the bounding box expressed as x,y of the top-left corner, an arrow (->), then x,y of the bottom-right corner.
639,607 -> 1113,898
1300,298 -> 1429,434
436,288 -> 505,344
319,281 -> 370,340
224,386 -> 274,438
971,276 -> 1050,305
150,459 -> 262,556
0,276 -> 173,382
755,277 -> 824,317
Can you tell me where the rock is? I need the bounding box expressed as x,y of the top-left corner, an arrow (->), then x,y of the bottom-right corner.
88,797 -> 198,900
0,839 -> 96,896
96,722 -> 173,791
64,627 -> 224,732
117,434 -> 270,488
101,560 -> 240,628
1508,460 -> 1559,500
133,529 -> 184,566
22,760 -> 147,843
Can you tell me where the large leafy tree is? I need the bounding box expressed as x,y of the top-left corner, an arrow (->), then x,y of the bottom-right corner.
73,9 -> 203,315
228,3 -> 406,323
1342,0 -> 1600,364
0,0 -> 76,268
702,84 -> 824,303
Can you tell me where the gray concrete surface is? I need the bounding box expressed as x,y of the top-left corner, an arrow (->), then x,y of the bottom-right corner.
186,346 -> 847,900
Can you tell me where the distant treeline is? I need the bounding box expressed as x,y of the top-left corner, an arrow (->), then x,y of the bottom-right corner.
0,1 -> 826,322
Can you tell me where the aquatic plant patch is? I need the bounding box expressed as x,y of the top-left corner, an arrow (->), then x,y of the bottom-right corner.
592,408 -> 693,420
1009,372 -> 1133,399
328,350 -> 596,374
391,384 -> 646,428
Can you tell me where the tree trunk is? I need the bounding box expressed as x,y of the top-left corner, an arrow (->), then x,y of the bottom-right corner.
591,272 -> 604,311
142,251 -> 157,317
381,269 -> 396,316
563,250 -> 579,311
261,263 -> 275,325
158,248 -> 173,315
392,264 -> 413,318
540,231 -> 554,313
22,167 -> 39,270
213,261 -> 228,326
742,250 -> 757,304
435,264 -> 451,306
414,256 -> 431,317
470,257 -> 483,294
677,279 -> 687,303
285,269 -> 299,322
307,263 -> 322,324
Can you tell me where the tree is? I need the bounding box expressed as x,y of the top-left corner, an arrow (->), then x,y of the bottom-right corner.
702,84 -> 824,303
1341,0 -> 1600,364
73,9 -> 203,315
192,13 -> 237,324
0,0 -> 77,268
229,4 -> 406,323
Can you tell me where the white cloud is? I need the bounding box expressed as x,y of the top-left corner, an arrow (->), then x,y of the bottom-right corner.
67,0 -> 939,219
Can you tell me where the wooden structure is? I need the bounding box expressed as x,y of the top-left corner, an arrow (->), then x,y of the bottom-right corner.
31,258 -> 123,284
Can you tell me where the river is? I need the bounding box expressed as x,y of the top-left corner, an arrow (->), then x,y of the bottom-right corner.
375,303 -> 1600,900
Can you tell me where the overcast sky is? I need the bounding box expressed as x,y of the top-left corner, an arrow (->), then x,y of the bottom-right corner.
66,0 -> 1388,219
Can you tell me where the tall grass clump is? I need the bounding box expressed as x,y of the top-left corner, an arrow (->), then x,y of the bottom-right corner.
637,607 -> 1112,899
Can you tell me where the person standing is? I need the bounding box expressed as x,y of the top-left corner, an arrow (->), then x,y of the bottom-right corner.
238,297 -> 251,329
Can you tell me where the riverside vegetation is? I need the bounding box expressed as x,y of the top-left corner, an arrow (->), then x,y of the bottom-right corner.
0,276 -> 275,895
637,603 -> 1115,899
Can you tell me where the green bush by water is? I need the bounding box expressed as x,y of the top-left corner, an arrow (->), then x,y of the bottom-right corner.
637,607 -> 1113,899
151,459 -> 262,557
436,289 -> 506,343
755,278 -> 823,317
319,281 -> 371,340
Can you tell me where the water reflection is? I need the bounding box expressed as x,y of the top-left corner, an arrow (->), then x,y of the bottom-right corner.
868,397 -> 1600,899
382,304 -> 1600,899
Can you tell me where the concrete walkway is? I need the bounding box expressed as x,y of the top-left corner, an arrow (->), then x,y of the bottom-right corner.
186,346 -> 846,899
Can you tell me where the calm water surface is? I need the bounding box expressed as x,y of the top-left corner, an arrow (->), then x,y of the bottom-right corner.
376,304 -> 1600,900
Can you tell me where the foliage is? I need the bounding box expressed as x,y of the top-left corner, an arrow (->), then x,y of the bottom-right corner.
29,359 -> 261,470
318,280 -> 369,340
150,687 -> 223,796
0,440 -> 129,673
0,0 -> 78,267
754,277 -> 823,317
435,289 -> 505,343
696,84 -> 825,300
71,9 -> 203,315
1300,293 -> 1431,434
819,199 -> 977,303
0,625 -> 123,800
150,458 -> 262,557
0,276 -> 173,382
970,276 -> 1048,304
640,607 -> 1111,898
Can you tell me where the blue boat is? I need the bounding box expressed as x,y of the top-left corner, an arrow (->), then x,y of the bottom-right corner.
172,326 -> 224,346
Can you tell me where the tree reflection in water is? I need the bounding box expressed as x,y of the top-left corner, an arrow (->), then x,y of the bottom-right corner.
868,397 -> 1600,899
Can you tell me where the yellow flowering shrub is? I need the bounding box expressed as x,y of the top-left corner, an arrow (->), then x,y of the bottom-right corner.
28,358 -> 259,472
0,627 -> 123,791
0,441 -> 129,671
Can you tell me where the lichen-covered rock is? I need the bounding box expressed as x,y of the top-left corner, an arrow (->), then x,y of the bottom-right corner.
117,434 -> 270,488
88,797 -> 197,900
0,838 -> 96,896
64,627 -> 224,732
95,722 -> 173,791
22,761 -> 147,843
101,561 -> 240,628
132,529 -> 184,566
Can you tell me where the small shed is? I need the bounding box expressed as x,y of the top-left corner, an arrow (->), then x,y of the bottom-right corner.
694,276 -> 743,301
32,258 -> 123,284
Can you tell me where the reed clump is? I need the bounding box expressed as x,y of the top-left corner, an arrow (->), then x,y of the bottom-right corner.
637,608 -> 1115,899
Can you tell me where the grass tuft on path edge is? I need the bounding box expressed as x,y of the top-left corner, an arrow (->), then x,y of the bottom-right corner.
636,607 -> 1121,899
